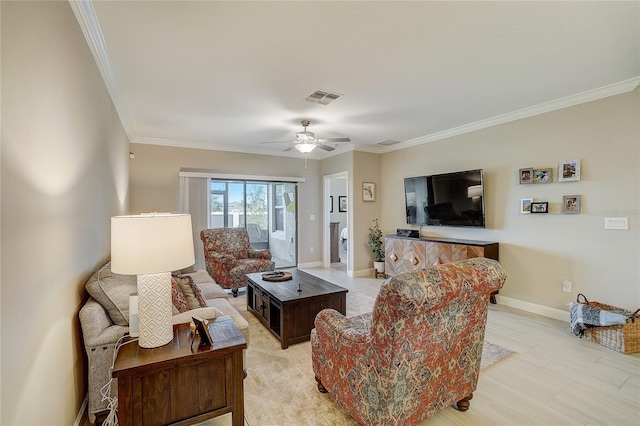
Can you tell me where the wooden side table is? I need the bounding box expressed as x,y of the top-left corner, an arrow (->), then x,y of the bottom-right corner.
112,316 -> 247,426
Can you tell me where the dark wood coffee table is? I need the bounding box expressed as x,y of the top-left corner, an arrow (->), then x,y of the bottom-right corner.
246,270 -> 348,349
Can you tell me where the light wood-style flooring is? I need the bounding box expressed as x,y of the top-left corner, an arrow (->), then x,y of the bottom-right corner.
302,267 -> 640,426
81,267 -> 640,426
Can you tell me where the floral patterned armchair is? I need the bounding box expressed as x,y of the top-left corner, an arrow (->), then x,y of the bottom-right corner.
311,257 -> 507,425
200,227 -> 275,297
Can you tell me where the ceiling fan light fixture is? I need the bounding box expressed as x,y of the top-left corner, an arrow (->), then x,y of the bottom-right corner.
295,143 -> 315,153
296,131 -> 314,141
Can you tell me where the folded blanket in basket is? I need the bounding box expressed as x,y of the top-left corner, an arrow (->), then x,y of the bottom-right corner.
569,302 -> 629,337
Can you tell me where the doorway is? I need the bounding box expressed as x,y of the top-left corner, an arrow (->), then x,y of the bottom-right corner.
324,172 -> 349,273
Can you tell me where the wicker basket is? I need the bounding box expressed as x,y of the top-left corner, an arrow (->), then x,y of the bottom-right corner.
576,294 -> 640,354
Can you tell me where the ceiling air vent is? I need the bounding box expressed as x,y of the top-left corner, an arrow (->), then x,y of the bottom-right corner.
306,90 -> 342,105
377,140 -> 401,146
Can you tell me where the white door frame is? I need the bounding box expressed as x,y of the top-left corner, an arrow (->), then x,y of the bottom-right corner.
323,171 -> 350,274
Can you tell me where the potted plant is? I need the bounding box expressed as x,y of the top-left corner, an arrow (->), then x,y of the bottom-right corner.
368,219 -> 385,274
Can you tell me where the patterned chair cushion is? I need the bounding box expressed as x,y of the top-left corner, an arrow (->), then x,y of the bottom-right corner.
204,227 -> 250,260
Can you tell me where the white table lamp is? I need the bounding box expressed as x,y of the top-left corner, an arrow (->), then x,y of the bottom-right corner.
111,213 -> 194,348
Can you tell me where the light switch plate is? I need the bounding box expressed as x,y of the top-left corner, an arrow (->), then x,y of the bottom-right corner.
604,217 -> 629,230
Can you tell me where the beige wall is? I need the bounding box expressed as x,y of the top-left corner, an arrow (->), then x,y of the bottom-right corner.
352,151 -> 382,272
129,144 -> 323,264
380,89 -> 640,312
1,1 -> 129,424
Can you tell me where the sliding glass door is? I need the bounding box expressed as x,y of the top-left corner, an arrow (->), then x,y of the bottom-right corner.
210,179 -> 297,268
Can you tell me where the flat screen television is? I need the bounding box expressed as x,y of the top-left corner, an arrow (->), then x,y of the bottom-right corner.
404,169 -> 485,228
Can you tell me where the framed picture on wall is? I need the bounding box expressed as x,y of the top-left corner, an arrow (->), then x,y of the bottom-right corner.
338,196 -> 347,212
520,198 -> 533,214
362,182 -> 375,201
533,168 -> 552,184
558,160 -> 581,182
562,195 -> 581,214
530,201 -> 549,213
519,168 -> 533,184
330,196 -> 334,213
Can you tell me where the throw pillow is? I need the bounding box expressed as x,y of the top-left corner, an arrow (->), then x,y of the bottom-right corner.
173,274 -> 208,309
171,277 -> 190,313
85,263 -> 137,326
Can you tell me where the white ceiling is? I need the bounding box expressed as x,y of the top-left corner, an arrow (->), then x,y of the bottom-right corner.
73,1 -> 639,159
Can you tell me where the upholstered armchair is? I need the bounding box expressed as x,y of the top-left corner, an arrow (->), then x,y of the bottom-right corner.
200,227 -> 275,297
311,257 -> 507,425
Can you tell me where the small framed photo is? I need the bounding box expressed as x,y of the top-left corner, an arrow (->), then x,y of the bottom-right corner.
338,196 -> 347,212
362,182 -> 375,202
558,160 -> 581,182
562,195 -> 581,214
520,198 -> 533,214
531,201 -> 549,214
329,196 -> 334,213
533,168 -> 553,184
519,168 -> 533,184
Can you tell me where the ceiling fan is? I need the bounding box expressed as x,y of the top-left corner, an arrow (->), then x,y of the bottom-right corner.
260,120 -> 351,153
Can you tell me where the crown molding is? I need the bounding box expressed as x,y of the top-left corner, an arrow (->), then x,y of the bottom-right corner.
353,144 -> 386,154
133,136 -> 309,158
134,136 -> 356,160
387,77 -> 640,152
69,0 -> 135,141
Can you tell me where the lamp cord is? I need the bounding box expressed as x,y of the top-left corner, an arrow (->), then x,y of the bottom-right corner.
100,334 -> 138,426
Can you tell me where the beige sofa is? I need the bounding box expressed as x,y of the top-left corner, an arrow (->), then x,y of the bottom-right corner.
79,263 -> 248,423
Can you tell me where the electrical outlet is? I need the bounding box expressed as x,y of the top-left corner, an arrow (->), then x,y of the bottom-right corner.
562,279 -> 572,293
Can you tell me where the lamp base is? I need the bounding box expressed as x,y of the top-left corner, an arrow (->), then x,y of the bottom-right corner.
137,272 -> 173,348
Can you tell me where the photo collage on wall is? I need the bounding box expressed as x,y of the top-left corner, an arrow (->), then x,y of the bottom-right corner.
519,160 -> 581,214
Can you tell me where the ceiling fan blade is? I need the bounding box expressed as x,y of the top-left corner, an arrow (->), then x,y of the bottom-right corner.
317,137 -> 351,143
282,146 -> 295,152
317,144 -> 335,152
260,141 -> 294,144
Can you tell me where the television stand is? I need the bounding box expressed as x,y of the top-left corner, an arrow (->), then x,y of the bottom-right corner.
384,235 -> 500,303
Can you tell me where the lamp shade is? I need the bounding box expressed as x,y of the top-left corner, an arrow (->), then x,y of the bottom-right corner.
111,213 -> 195,275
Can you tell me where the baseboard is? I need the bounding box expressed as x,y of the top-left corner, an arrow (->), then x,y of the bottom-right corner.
74,395 -> 88,426
497,295 -> 569,323
352,268 -> 373,278
297,261 -> 323,269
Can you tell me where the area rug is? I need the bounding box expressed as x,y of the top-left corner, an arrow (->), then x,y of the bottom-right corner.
228,292 -> 514,426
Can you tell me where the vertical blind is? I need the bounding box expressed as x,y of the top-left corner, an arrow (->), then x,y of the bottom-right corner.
178,176 -> 210,270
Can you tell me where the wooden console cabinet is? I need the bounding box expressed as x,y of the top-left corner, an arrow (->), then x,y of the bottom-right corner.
112,316 -> 246,426
385,235 -> 500,302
